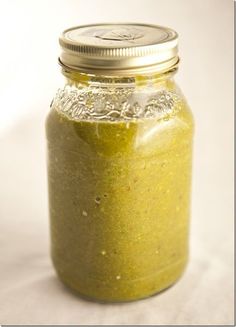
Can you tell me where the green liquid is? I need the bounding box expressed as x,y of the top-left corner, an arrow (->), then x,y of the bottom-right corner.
46,100 -> 193,302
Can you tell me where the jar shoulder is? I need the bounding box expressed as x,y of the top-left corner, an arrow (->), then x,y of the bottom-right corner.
47,78 -> 193,123
46,79 -> 194,158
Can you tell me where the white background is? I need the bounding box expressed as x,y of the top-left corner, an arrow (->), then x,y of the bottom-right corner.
0,0 -> 234,325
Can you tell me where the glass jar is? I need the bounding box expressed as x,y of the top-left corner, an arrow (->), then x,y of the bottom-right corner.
46,23 -> 194,302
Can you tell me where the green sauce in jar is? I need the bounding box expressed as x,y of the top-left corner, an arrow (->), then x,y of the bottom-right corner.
46,23 -> 194,302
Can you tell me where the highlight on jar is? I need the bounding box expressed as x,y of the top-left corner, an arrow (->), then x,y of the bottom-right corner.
45,23 -> 194,303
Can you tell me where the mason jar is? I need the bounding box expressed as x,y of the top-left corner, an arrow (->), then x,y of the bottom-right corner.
46,23 -> 194,302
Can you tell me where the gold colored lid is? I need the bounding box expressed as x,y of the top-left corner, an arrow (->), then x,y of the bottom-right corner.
59,23 -> 179,76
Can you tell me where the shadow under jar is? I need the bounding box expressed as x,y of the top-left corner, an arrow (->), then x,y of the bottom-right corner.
46,23 -> 194,302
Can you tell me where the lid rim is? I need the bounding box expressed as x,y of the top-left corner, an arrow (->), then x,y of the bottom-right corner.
58,57 -> 180,76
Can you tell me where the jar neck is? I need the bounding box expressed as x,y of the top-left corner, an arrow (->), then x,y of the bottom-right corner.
60,66 -> 178,89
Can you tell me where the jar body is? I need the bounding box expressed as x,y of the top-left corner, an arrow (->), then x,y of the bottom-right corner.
46,72 -> 194,302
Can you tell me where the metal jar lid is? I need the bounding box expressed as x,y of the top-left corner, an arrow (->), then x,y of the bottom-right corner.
59,23 -> 179,76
